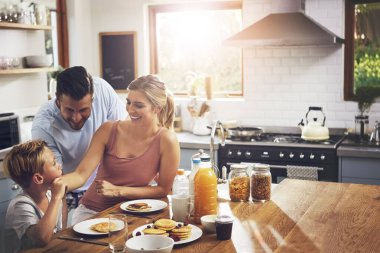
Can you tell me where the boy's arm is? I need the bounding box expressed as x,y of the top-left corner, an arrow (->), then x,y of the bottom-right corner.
25,197 -> 63,246
25,178 -> 66,246
62,195 -> 68,229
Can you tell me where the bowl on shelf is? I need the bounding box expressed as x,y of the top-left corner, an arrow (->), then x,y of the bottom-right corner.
126,235 -> 174,253
24,54 -> 53,68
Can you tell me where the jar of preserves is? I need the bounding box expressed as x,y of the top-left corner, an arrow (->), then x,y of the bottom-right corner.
251,164 -> 271,202
228,164 -> 250,202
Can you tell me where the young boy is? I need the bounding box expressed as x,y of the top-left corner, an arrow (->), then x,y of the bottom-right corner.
3,140 -> 67,252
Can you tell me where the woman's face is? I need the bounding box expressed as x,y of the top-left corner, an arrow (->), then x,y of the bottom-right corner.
42,148 -> 62,184
126,90 -> 157,124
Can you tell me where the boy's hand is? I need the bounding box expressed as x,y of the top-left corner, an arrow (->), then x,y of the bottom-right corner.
51,177 -> 67,200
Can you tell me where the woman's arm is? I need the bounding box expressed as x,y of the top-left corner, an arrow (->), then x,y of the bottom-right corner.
61,122 -> 113,191
99,129 -> 180,199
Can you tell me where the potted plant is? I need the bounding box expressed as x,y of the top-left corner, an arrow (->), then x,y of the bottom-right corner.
354,86 -> 380,115
48,66 -> 64,99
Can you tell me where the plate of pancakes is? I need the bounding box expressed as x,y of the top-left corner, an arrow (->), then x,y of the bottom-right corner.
73,218 -> 124,235
120,199 -> 168,213
132,218 -> 203,245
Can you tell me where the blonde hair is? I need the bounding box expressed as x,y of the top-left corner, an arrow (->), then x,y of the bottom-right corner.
128,75 -> 175,129
4,140 -> 47,189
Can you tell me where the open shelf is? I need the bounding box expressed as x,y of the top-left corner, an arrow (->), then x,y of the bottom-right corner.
0,22 -> 51,30
0,67 -> 56,74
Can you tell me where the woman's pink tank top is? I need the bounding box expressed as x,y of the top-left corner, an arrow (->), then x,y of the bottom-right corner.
81,121 -> 162,211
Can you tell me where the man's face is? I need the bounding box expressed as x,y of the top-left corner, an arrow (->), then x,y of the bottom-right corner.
56,94 -> 93,130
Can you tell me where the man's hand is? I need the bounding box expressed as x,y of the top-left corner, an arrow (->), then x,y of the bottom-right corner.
94,179 -> 120,198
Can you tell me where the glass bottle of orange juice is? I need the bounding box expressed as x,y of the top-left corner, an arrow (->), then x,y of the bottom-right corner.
193,154 -> 218,224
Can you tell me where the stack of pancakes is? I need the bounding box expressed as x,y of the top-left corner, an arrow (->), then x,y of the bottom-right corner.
170,225 -> 192,240
142,219 -> 192,241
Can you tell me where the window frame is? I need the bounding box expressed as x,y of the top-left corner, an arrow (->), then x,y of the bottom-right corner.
148,1 -> 243,97
344,0 -> 380,100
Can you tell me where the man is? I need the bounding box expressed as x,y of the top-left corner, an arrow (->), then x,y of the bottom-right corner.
32,66 -> 127,211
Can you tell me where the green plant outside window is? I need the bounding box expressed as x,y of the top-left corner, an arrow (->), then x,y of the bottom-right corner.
354,3 -> 380,114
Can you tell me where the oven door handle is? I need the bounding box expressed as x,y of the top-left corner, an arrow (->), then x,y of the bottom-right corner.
227,162 -> 324,171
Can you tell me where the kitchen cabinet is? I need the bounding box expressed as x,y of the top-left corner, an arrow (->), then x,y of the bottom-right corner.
339,157 -> 380,185
0,177 -> 21,253
176,132 -> 219,171
337,138 -> 380,185
0,22 -> 54,75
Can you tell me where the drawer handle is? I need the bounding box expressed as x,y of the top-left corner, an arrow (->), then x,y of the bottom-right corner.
11,184 -> 20,190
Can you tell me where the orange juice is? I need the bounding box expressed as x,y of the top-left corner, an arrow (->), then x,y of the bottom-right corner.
193,163 -> 218,224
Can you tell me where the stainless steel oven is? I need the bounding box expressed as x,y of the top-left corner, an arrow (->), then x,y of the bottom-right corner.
0,113 -> 20,150
217,127 -> 345,184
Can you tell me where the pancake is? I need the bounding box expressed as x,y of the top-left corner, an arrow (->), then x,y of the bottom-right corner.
126,202 -> 152,211
143,228 -> 167,235
90,221 -> 116,233
154,219 -> 177,231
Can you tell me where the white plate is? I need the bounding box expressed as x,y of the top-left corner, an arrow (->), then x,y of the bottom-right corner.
132,223 -> 203,245
120,199 -> 168,213
73,218 -> 124,235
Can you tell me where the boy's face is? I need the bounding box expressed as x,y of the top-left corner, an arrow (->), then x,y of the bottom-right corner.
42,148 -> 62,184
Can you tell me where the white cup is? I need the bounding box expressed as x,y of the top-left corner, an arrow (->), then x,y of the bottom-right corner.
108,214 -> 128,253
171,194 -> 191,222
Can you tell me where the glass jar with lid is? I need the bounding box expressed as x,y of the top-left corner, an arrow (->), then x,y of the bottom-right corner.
228,164 -> 250,202
251,164 -> 271,202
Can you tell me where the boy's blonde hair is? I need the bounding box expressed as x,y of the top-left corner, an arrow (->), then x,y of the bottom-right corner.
4,140 -> 48,189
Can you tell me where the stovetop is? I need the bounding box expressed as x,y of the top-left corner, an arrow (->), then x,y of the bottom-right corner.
224,126 -> 347,149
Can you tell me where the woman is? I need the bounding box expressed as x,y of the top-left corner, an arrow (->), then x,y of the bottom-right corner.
62,75 -> 180,224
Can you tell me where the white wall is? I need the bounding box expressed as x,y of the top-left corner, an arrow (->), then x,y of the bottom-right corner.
0,0 -> 55,118
1,0 -> 379,131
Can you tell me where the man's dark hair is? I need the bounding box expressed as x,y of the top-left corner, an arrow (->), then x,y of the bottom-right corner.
56,66 -> 94,100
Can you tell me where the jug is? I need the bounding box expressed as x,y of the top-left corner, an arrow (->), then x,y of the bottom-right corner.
355,115 -> 369,139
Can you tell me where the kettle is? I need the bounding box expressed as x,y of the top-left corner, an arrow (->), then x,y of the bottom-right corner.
298,107 -> 329,141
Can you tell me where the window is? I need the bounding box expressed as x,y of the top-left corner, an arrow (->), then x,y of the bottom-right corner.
149,2 -> 242,97
344,0 -> 380,101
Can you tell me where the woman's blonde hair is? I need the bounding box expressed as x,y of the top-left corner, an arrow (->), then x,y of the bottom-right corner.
4,140 -> 47,189
128,75 -> 175,129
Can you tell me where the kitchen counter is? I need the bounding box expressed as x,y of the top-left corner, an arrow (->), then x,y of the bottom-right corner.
176,131 -> 220,150
20,179 -> 380,253
337,135 -> 380,158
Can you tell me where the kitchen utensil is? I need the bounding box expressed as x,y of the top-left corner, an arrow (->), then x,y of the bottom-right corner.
299,107 -> 329,141
227,127 -> 263,139
355,115 -> 369,139
205,76 -> 212,100
369,121 -> 380,144
198,102 -> 210,117
58,235 -> 108,246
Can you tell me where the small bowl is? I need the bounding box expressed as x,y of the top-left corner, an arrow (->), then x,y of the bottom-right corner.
24,54 -> 53,68
126,235 -> 174,253
201,214 -> 217,233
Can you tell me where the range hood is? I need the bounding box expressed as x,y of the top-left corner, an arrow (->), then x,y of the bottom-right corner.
224,0 -> 344,47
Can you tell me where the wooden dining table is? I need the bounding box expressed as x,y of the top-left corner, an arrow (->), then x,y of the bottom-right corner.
21,179 -> 380,253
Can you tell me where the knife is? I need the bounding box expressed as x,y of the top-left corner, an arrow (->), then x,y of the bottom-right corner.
58,235 -> 108,246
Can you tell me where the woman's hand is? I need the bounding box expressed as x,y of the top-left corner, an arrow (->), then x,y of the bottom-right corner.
94,179 -> 120,198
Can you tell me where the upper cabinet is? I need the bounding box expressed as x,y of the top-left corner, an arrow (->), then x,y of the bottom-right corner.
0,22 -> 55,75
